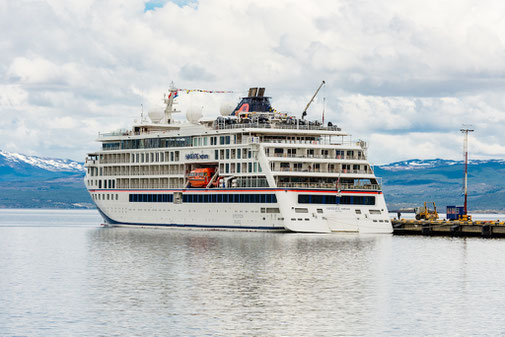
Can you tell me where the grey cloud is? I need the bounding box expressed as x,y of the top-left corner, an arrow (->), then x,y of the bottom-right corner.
179,64 -> 215,81
0,0 -> 504,162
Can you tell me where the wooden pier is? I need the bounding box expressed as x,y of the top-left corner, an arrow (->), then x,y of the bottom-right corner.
392,219 -> 505,238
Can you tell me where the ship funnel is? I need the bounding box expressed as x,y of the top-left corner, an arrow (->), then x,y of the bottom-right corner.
247,87 -> 265,97
233,87 -> 272,115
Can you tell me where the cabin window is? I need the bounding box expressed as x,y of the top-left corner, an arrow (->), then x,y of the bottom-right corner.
226,163 -> 229,173
237,149 -> 241,159
295,208 -> 308,213
226,149 -> 230,159
297,194 -> 375,205
215,150 -> 218,160
237,164 -> 241,173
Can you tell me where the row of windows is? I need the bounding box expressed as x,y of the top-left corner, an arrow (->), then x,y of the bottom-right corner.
128,193 -> 278,204
93,193 -> 118,201
298,194 -> 376,205
129,194 -> 174,203
215,148 -> 252,160
104,137 -> 192,150
183,193 -> 277,203
131,151 -> 179,163
104,136 -> 238,151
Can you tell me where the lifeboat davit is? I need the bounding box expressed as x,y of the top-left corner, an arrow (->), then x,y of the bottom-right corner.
188,168 -> 216,188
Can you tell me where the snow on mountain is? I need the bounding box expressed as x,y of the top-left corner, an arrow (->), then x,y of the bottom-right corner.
0,150 -> 85,173
379,158 -> 505,171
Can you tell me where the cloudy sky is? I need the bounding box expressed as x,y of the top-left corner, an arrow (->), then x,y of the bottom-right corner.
2,0 -> 505,164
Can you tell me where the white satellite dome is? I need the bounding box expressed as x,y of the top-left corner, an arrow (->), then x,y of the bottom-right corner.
148,105 -> 164,123
186,105 -> 203,124
220,102 -> 235,116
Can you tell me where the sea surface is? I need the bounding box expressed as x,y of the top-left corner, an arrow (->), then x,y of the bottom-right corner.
1,209 -> 505,336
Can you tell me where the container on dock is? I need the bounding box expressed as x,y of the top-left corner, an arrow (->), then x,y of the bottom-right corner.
446,206 -> 465,220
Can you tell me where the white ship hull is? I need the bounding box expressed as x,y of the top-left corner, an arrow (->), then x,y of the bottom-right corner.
90,188 -> 392,233
85,86 -> 393,234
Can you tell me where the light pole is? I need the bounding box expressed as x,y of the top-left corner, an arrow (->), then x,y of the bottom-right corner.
460,127 -> 474,215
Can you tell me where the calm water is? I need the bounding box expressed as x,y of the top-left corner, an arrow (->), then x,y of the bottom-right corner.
1,209 -> 505,336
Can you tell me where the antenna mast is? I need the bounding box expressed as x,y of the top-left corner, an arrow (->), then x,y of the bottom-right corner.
460,127 -> 474,215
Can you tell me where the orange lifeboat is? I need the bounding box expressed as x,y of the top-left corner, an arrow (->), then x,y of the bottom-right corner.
188,168 -> 216,188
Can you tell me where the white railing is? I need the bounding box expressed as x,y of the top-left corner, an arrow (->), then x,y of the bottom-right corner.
261,139 -> 365,147
276,182 -> 381,190
269,153 -> 365,160
214,122 -> 342,131
274,168 -> 370,174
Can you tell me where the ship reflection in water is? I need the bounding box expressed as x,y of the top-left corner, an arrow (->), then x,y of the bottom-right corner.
1,209 -> 505,336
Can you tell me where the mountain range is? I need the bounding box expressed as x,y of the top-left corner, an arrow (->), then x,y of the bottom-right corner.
375,159 -> 505,212
1,150 -> 504,211
0,150 -> 91,209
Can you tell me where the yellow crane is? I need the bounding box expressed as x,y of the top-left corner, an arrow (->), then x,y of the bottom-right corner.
415,202 -> 439,220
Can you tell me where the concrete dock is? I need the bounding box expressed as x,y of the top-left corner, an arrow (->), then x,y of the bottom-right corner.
392,219 -> 505,238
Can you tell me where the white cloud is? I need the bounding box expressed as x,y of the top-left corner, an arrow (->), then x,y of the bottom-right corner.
0,0 -> 504,163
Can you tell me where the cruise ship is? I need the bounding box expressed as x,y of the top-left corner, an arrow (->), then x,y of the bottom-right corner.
84,86 -> 392,233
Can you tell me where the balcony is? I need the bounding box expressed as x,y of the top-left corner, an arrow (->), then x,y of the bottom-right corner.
273,167 -> 371,175
276,182 -> 381,190
269,153 -> 365,160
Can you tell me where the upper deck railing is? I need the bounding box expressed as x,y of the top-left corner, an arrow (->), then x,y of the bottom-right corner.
276,182 -> 381,190
214,122 -> 341,132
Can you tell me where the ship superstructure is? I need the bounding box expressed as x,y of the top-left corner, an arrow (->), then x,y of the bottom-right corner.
84,87 -> 392,233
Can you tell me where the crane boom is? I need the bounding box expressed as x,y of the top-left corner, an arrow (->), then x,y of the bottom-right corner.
302,80 -> 325,120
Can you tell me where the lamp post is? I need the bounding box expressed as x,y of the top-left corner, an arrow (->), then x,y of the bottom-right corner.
460,128 -> 474,215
